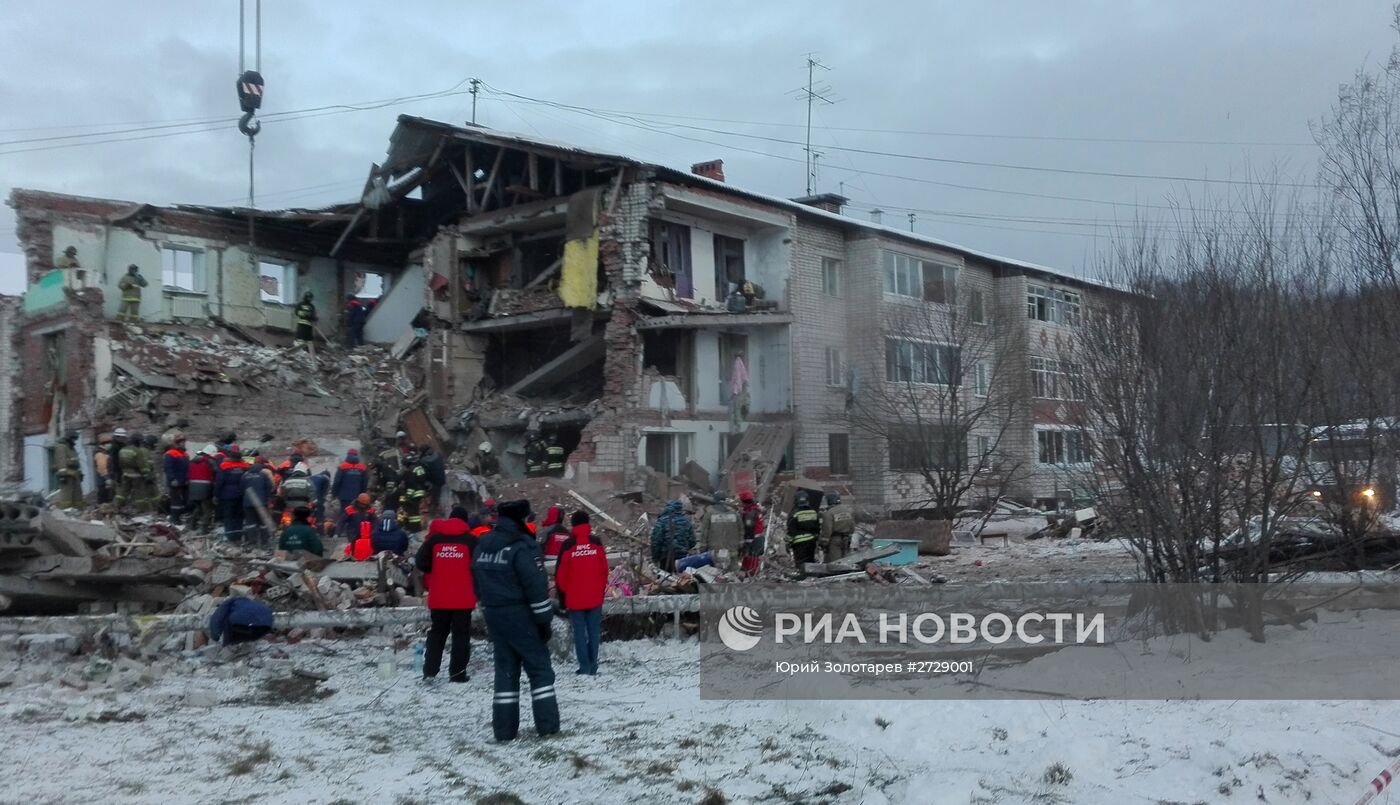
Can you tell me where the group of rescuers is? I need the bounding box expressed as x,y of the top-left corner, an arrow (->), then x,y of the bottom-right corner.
218,496 -> 606,742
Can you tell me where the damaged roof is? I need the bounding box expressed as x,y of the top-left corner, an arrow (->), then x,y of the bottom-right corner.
387,115 -> 1114,291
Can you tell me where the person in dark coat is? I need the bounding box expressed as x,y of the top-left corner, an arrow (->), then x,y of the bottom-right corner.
345,295 -> 369,347
208,597 -> 274,645
650,499 -> 694,572
371,509 -> 411,556
472,499 -> 559,740
241,462 -> 274,544
213,447 -> 251,541
415,517 -> 478,683
331,449 -> 369,532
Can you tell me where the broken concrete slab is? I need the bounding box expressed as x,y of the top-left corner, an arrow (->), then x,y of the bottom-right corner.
317,560 -> 407,589
36,509 -> 101,557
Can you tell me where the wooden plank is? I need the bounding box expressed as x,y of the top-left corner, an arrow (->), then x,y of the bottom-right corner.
566,489 -> 628,534
554,158 -> 563,196
523,257 -> 564,289
464,147 -> 476,213
479,147 -> 505,211
528,152 -> 539,191
329,207 -> 366,257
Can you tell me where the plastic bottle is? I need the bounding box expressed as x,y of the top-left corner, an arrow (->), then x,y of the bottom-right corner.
377,648 -> 396,680
412,641 -> 425,675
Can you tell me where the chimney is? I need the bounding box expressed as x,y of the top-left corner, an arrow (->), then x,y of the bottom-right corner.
792,192 -> 849,215
691,159 -> 725,182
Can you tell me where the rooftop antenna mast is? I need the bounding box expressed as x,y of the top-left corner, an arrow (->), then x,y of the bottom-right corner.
794,54 -> 835,195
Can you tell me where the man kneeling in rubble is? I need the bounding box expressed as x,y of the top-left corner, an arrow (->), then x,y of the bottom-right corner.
208,596 -> 274,646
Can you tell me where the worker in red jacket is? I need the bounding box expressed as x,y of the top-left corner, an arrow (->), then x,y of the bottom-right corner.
539,505 -> 570,557
555,511 -> 607,675
739,490 -> 766,574
414,517 -> 478,682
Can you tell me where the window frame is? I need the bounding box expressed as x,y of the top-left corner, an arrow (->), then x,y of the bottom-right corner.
888,424 -> 967,472
883,250 -> 957,304
821,256 -> 842,297
258,259 -> 296,305
824,346 -> 845,387
828,432 -> 850,475
884,337 -> 960,386
973,360 -> 989,396
968,288 -> 986,324
1029,356 -> 1084,401
1036,428 -> 1090,466
160,245 -> 206,295
1027,283 -> 1081,325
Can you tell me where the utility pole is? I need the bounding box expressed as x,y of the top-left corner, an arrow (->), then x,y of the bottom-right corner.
469,78 -> 481,124
795,54 -> 835,195
908,212 -> 916,232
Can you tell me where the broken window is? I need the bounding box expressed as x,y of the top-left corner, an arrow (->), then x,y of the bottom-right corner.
643,329 -> 694,408
822,257 -> 843,296
644,432 -> 692,476
43,331 -> 65,385
973,360 -> 989,396
517,237 -> 563,288
883,251 -> 957,303
1037,429 -> 1089,465
161,246 -> 206,293
258,260 -> 294,305
888,425 -> 965,471
884,338 -> 959,385
713,234 -> 745,300
649,220 -> 693,297
828,432 -> 850,475
355,271 -> 386,300
1027,284 -> 1081,325
825,347 -> 845,387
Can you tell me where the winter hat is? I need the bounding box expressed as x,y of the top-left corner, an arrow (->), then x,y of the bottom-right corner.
449,505 -> 471,522
356,493 -> 372,506
378,511 -> 397,530
346,449 -> 359,459
570,510 -> 590,527
497,499 -> 532,527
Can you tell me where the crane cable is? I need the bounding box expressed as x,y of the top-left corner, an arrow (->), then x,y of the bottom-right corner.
236,1 -> 263,273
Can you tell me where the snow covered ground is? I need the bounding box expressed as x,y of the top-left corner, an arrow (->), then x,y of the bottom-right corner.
2,633 -> 1398,804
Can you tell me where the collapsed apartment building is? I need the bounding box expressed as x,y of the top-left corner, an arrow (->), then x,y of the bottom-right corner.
4,114 -> 1113,512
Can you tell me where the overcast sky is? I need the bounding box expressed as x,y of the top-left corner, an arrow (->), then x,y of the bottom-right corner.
2,1 -> 1396,294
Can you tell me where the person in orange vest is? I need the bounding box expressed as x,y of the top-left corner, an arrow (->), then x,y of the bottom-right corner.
469,499 -> 497,538
340,492 -> 376,542
540,505 -> 570,558
344,511 -> 376,561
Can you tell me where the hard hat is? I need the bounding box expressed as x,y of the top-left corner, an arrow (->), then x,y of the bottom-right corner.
200,445 -> 218,457
113,427 -> 128,438
292,462 -> 309,476
395,431 -> 408,439
795,491 -> 810,506
826,493 -> 842,506
479,442 -> 492,453
63,246 -> 77,256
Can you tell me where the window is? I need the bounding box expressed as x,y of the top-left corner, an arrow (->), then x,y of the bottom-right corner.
1037,429 -> 1089,465
973,434 -> 992,464
650,220 -> 694,297
828,433 -> 850,475
883,251 -> 957,303
644,432 -> 692,476
973,361 -> 989,396
258,261 -> 294,304
968,289 -> 986,324
885,338 -> 960,385
822,257 -> 842,296
353,271 -> 385,299
888,425 -> 966,471
714,234 -> 745,299
825,347 -> 845,387
1027,284 -> 1081,325
1029,357 -> 1083,400
160,246 -> 206,293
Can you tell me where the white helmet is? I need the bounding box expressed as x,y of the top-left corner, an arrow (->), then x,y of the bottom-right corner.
479,442 -> 492,454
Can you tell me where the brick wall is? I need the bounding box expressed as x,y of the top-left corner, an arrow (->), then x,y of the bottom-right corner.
0,296 -> 18,482
788,218 -> 852,481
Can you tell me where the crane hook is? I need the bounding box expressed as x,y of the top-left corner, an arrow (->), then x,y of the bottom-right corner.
236,69 -> 264,139
238,111 -> 261,137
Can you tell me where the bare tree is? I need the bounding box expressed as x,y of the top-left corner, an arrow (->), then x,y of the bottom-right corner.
847,291 -> 1031,522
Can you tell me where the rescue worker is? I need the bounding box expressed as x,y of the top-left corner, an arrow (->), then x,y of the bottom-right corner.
556,511 -> 607,676
158,418 -> 190,452
820,492 -> 856,563
415,514 -> 479,683
93,434 -> 114,505
162,433 -> 190,525
213,446 -> 251,540
141,434 -> 162,512
241,456 -> 274,544
186,446 -> 217,533
472,499 -> 559,740
650,499 -> 694,573
53,432 -> 83,508
293,291 -> 318,353
524,432 -> 548,478
400,451 -> 430,534
116,264 -> 147,322
280,463 -> 314,513
344,521 -> 374,561
115,432 -> 146,513
339,493 -> 376,541
544,433 -> 566,478
331,449 -> 369,532
208,596 -> 274,646
539,506 -> 570,558
476,441 -> 500,477
108,428 -> 128,502
345,295 -> 369,348
57,245 -> 83,287
419,444 -> 446,515
279,506 -> 325,557
739,490 -> 765,574
470,499 -> 497,538
310,469 -> 331,523
698,492 -> 742,560
370,508 -> 410,556
786,491 -> 821,570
